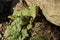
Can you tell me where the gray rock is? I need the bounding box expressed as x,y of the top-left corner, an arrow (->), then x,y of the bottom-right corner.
25,0 -> 60,26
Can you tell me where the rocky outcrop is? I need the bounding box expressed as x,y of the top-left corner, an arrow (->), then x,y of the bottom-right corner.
25,0 -> 60,26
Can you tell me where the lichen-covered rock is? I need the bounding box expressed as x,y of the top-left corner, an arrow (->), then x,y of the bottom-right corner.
25,0 -> 60,26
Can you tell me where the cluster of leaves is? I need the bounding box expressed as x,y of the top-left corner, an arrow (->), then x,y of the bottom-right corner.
4,5 -> 37,40
30,35 -> 48,40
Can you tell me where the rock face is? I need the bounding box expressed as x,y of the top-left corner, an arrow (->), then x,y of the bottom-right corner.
25,0 -> 60,26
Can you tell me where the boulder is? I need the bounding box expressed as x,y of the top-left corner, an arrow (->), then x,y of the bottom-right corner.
25,0 -> 60,26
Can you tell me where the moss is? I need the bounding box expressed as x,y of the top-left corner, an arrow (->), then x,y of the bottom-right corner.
30,35 -> 47,40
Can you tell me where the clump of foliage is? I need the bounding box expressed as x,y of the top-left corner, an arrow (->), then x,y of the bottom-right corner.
30,35 -> 48,40
4,5 -> 37,40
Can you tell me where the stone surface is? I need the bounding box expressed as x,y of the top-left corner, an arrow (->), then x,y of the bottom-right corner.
25,0 -> 60,26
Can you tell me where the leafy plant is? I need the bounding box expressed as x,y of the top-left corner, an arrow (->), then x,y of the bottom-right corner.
30,35 -> 47,40
4,5 -> 37,40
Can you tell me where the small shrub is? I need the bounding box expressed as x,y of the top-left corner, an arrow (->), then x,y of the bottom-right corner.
4,5 -> 37,40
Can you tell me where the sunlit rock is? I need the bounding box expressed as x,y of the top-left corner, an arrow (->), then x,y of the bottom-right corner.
25,0 -> 60,26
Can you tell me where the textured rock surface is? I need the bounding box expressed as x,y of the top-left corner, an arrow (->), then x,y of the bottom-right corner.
25,0 -> 60,26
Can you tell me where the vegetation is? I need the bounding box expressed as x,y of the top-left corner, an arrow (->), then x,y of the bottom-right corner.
4,5 -> 36,40
30,35 -> 47,40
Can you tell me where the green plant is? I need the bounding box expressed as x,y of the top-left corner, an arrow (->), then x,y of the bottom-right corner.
4,5 -> 37,40
30,35 -> 47,40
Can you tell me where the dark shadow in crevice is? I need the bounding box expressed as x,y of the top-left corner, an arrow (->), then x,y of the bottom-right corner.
22,0 -> 29,8
34,6 -> 60,40
0,0 -> 20,23
35,6 -> 60,30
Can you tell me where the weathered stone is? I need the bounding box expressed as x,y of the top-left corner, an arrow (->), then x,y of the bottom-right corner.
25,0 -> 60,26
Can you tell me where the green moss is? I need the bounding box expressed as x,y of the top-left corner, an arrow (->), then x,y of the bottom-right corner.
4,5 -> 37,40
30,35 -> 47,40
